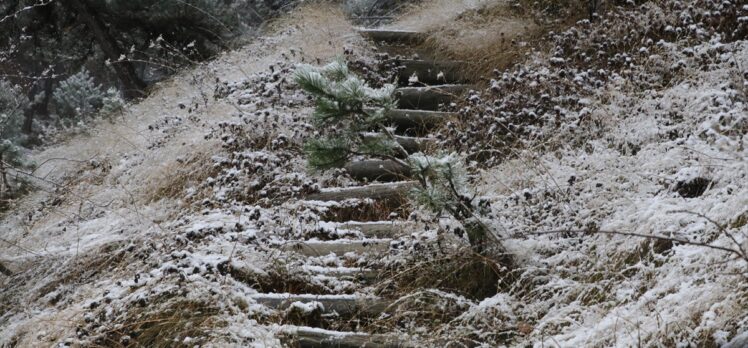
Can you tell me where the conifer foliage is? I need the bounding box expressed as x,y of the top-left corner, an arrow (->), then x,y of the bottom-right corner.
0,80 -> 31,199
51,69 -> 124,126
294,59 -> 404,169
295,60 -> 503,256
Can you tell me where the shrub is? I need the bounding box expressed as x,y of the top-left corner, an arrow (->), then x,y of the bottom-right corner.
0,79 -> 30,198
52,69 -> 125,125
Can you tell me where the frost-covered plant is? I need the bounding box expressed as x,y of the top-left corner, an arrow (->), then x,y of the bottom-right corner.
0,80 -> 31,197
294,58 -> 402,169
295,60 -> 504,256
100,88 -> 126,116
52,70 -> 126,125
409,153 -> 497,252
52,69 -> 104,120
409,153 -> 470,214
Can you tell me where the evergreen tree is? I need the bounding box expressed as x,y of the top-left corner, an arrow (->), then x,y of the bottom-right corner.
51,69 -> 124,126
293,59 -> 405,169
0,80 -> 31,197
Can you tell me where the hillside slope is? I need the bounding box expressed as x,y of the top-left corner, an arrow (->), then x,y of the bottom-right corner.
1,1 -> 747,347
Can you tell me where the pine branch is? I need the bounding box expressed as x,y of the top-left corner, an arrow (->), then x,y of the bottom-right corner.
304,136 -> 353,169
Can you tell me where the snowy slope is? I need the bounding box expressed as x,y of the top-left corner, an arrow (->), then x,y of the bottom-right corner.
1,1 -> 746,347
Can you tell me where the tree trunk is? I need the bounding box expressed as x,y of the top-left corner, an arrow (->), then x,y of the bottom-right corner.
588,0 -> 599,21
0,152 -> 9,197
64,0 -> 146,99
23,77 -> 53,135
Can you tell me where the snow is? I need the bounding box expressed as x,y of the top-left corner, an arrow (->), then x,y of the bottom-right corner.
0,5 -> 369,347
2,1 -> 747,347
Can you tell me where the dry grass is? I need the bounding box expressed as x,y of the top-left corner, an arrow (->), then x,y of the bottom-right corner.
265,1 -> 370,61
319,197 -> 411,222
421,10 -> 539,80
144,150 -> 220,204
382,0 -> 597,82
96,299 -> 222,348
377,245 -> 503,300
379,1 -> 538,81
33,241 -> 133,303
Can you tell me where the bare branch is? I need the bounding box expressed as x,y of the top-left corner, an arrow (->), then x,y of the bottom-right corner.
517,228 -> 747,263
0,0 -> 56,25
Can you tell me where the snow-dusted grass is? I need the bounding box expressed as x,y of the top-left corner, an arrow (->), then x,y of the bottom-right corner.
382,0 -> 540,78
1,1 -> 746,347
0,3 -> 370,346
431,2 -> 748,346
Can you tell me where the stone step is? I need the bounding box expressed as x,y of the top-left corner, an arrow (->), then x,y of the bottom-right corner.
358,28 -> 425,44
304,181 -> 417,202
336,221 -> 414,238
395,84 -> 470,110
384,109 -> 454,133
280,239 -> 391,257
282,326 -> 414,348
251,293 -> 391,317
395,59 -> 466,85
345,160 -> 410,182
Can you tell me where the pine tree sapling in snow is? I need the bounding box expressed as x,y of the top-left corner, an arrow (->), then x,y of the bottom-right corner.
295,60 -> 506,258
293,59 -> 405,169
100,88 -> 126,116
52,69 -> 124,125
409,153 -> 494,252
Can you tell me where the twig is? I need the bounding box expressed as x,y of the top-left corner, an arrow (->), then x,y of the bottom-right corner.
0,0 -> 56,25
670,209 -> 747,260
0,236 -> 43,256
517,228 -> 746,262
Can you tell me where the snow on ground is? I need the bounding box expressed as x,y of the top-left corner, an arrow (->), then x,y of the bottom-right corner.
1,0 -> 746,347
0,3 -> 370,346
446,4 -> 748,346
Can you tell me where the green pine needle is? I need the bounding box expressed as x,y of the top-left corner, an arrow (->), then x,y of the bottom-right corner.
304,136 -> 352,169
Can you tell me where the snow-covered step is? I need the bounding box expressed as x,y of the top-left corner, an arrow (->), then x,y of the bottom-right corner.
395,84 -> 470,110
345,160 -> 411,182
304,181 -> 417,202
280,239 -> 391,256
393,135 -> 436,153
282,326 -> 414,348
358,28 -> 425,43
396,59 -> 465,85
361,133 -> 436,154
251,293 -> 391,317
385,109 -> 454,132
337,221 -> 414,238
302,266 -> 379,282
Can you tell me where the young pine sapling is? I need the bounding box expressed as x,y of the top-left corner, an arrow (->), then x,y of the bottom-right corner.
295,60 -> 506,258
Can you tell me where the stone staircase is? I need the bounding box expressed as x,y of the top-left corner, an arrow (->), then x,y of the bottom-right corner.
260,28 -> 472,347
